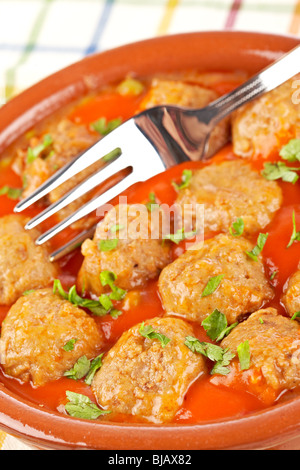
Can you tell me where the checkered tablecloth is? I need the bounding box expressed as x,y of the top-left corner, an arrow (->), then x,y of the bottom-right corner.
0,0 -> 300,451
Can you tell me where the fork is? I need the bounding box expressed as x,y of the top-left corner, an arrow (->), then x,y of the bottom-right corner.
14,45 -> 300,262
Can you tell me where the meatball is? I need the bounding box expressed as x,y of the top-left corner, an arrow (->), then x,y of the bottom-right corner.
13,119 -> 100,229
0,215 -> 58,305
282,267 -> 300,318
92,317 -> 206,423
0,289 -> 103,387
232,76 -> 300,158
175,160 -> 282,235
77,204 -> 171,296
221,308 -> 300,391
158,234 -> 274,325
139,78 -> 230,157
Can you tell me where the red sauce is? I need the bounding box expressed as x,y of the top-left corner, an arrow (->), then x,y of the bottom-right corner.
0,78 -> 300,424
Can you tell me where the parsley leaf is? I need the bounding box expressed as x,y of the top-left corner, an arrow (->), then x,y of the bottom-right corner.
172,169 -> 193,191
146,192 -> 160,212
262,161 -> 299,184
237,340 -> 251,370
139,322 -> 171,348
0,186 -> 23,200
91,117 -> 122,136
84,354 -> 104,385
245,233 -> 268,261
287,210 -> 300,248
163,227 -> 197,245
201,309 -> 237,342
229,218 -> 244,237
63,338 -> 78,352
184,336 -> 235,376
279,139 -> 300,162
201,275 -> 224,297
99,270 -> 126,301
64,355 -> 91,380
27,134 -> 53,164
53,280 -> 107,316
98,239 -> 118,252
291,311 -> 300,321
65,391 -> 111,420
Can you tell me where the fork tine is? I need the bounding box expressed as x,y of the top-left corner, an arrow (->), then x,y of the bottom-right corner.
49,223 -> 98,262
35,170 -> 140,245
25,157 -> 131,230
13,121 -> 136,212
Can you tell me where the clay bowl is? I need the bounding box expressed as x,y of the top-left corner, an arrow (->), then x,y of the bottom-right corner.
0,31 -> 300,450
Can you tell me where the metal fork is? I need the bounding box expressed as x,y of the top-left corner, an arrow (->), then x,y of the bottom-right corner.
14,45 -> 300,261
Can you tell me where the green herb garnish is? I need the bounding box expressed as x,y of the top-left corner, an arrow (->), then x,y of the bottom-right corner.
287,210 -> 300,248
84,354 -> 104,385
53,280 -> 107,316
245,233 -> 268,261
98,239 -> 118,252
146,192 -> 160,212
63,338 -> 78,352
99,270 -> 126,301
0,186 -> 23,200
64,355 -> 91,380
163,227 -> 197,245
201,309 -> 237,342
262,161 -> 299,184
229,218 -> 245,237
237,340 -> 251,370
65,391 -> 110,420
291,311 -> 300,321
27,134 -> 53,164
172,169 -> 193,191
184,336 -> 235,376
279,139 -> 300,162
139,322 -> 171,348
91,117 -> 122,136
201,275 -> 224,297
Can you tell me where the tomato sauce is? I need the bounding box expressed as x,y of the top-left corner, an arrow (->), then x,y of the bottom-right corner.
0,77 -> 300,425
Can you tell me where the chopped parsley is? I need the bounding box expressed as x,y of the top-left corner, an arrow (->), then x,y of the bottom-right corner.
64,353 -> 104,385
91,117 -> 122,136
65,391 -> 110,420
27,134 -> 53,164
287,210 -> 300,248
63,338 -> 78,352
279,139 -> 300,162
237,340 -> 251,370
98,239 -> 118,252
163,227 -> 197,245
146,192 -> 160,212
229,218 -> 245,237
99,270 -> 126,301
64,355 -> 91,380
201,275 -> 224,297
139,322 -> 171,348
184,336 -> 235,376
172,169 -> 193,191
245,233 -> 268,261
291,311 -> 300,321
0,186 -> 23,200
262,161 -> 299,184
53,280 -> 107,316
201,309 -> 238,342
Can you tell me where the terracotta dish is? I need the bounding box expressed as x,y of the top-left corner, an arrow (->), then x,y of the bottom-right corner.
0,32 -> 300,450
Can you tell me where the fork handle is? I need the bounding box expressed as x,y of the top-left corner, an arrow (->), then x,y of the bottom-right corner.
207,44 -> 300,124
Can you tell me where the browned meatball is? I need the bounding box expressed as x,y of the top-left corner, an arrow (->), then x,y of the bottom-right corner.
158,234 -> 274,325
77,204 -> 171,296
282,267 -> 300,318
221,308 -> 300,391
0,215 -> 58,305
175,160 -> 282,235
92,317 -> 206,423
0,289 -> 103,387
232,76 -> 300,158
139,78 -> 230,157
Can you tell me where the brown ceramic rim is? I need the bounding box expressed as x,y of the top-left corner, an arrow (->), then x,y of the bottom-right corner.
0,31 -> 299,450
